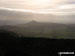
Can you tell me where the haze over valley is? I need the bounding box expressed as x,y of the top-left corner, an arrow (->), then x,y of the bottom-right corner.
0,0 -> 75,39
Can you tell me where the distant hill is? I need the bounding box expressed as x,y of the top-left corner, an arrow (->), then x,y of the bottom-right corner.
0,20 -> 12,26
0,20 -> 21,26
0,21 -> 75,39
0,20 -> 29,26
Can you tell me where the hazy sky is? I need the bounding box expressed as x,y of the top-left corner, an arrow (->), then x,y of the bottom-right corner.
0,0 -> 75,24
0,0 -> 75,10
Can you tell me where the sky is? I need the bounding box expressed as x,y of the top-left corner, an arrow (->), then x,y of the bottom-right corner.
0,0 -> 75,24
0,0 -> 74,10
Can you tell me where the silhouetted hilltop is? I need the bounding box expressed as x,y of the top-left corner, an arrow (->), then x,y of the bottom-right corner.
27,20 -> 38,24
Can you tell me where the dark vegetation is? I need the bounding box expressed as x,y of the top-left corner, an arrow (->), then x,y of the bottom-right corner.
0,30 -> 75,56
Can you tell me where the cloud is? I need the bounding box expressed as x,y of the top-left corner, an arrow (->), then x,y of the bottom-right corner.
33,4 -> 75,24
0,7 -> 36,24
0,5 -> 75,25
0,0 -> 72,10
52,4 -> 75,24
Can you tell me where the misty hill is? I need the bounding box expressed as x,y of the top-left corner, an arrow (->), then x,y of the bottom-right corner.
0,20 -> 13,26
0,21 -> 75,39
0,20 -> 22,26
0,20 -> 29,26
18,21 -> 67,29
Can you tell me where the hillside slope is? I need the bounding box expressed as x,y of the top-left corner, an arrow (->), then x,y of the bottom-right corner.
0,21 -> 75,39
